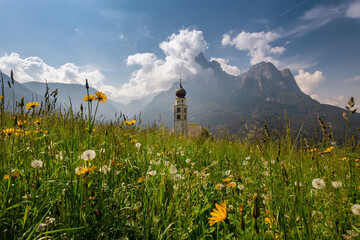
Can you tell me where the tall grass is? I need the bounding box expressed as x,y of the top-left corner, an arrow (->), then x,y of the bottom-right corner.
0,81 -> 360,239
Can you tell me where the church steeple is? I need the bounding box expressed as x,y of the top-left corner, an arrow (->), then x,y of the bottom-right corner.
174,79 -> 188,135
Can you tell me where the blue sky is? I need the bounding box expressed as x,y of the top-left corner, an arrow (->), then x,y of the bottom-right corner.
0,0 -> 359,106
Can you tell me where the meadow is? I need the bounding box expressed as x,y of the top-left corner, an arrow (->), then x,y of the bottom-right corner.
1,79 -> 360,239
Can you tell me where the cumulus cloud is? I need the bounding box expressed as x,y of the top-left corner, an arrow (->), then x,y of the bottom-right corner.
346,0 -> 360,18
209,57 -> 240,76
0,53 -> 105,88
221,31 -> 285,66
323,95 -> 345,107
294,70 -> 325,94
114,28 -> 208,99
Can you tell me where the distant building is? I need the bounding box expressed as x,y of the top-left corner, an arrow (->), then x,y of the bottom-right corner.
173,79 -> 206,137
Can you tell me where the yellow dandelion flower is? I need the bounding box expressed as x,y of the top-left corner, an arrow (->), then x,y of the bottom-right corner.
3,128 -> 15,136
208,201 -> 227,226
75,166 -> 97,175
324,146 -> 334,153
222,178 -> 232,182
33,119 -> 41,125
83,94 -> 95,102
25,102 -> 40,110
356,163 -> 360,167
0,95 -> 3,100
17,120 -> 26,127
94,91 -> 107,103
89,196 -> 95,200
310,148 -> 317,152
341,157 -> 348,161
130,139 -> 137,143
3,174 -> 9,180
138,177 -> 143,183
227,182 -> 236,187
355,159 -> 359,162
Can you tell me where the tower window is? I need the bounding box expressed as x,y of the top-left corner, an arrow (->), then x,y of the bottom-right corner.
181,100 -> 183,103
177,107 -> 180,113
184,115 -> 187,120
177,115 -> 180,120
184,108 -> 186,113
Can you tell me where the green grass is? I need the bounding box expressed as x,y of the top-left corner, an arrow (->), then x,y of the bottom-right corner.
0,91 -> 360,239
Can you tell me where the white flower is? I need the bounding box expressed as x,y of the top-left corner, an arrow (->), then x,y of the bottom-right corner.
351,204 -> 360,215
271,159 -> 276,164
331,181 -> 342,188
238,184 -> 244,190
45,217 -> 56,224
312,178 -> 326,189
243,160 -> 248,166
31,160 -> 44,168
180,151 -> 185,156
135,142 -> 141,149
55,151 -> 63,160
185,158 -> 191,164
36,223 -> 48,232
245,156 -> 250,160
172,174 -> 183,181
263,171 -> 269,177
164,161 -> 169,166
99,165 -> 111,174
294,181 -> 303,187
169,165 -> 177,174
224,170 -> 231,176
81,150 -> 96,161
147,170 -> 157,176
173,184 -> 179,190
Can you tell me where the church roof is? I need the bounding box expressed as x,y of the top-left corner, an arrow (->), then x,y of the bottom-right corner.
175,79 -> 186,98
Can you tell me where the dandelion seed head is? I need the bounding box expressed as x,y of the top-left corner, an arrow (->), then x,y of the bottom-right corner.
81,150 -> 96,161
31,160 -> 44,168
331,181 -> 342,188
351,204 -> 360,215
312,178 -> 326,189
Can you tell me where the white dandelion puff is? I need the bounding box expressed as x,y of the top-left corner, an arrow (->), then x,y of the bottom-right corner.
81,150 -> 96,161
31,160 -> 44,168
331,181 -> 342,188
351,204 -> 360,215
312,178 -> 326,189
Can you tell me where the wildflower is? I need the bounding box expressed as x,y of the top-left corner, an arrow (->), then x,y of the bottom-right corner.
130,139 -> 137,143
25,102 -> 40,109
215,183 -> 225,190
331,181 -> 342,188
135,142 -> 141,149
94,91 -> 107,103
271,159 -> 276,164
208,201 -> 227,226
99,165 -> 110,174
138,177 -> 143,183
312,178 -> 326,189
245,156 -> 251,160
44,217 -> 55,224
81,150 -> 96,161
169,165 -> 177,174
355,159 -> 359,162
341,157 -> 348,161
75,166 -> 97,175
294,181 -> 303,187
185,158 -> 191,164
89,196 -> 95,200
31,160 -> 44,168
172,174 -> 183,181
17,120 -> 26,127
36,223 -> 48,233
243,160 -> 248,166
351,204 -> 360,215
222,178 -> 231,182
3,174 -> 9,180
147,170 -> 157,176
324,146 -> 334,153
227,182 -> 236,187
3,128 -> 15,136
310,148 -> 317,152
0,95 -> 3,100
124,120 -> 136,125
224,170 -> 231,175
33,119 -> 41,125
83,94 -> 95,102
238,184 -> 244,190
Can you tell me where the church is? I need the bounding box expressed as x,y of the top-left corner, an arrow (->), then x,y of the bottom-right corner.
172,79 -> 205,137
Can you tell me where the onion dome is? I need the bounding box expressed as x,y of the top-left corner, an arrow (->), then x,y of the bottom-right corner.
175,79 -> 186,98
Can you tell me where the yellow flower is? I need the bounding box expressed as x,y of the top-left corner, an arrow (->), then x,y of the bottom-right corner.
83,94 -> 95,102
0,95 -> 3,100
355,159 -> 359,162
89,196 -> 95,200
25,102 -> 40,109
130,139 -> 137,143
310,148 -> 317,152
17,120 -> 26,127
124,120 -> 136,125
3,128 -> 15,136
75,166 -> 97,175
227,182 -> 236,187
33,119 -> 41,125
138,177 -> 143,183
324,146 -> 334,153
208,201 -> 227,226
341,157 -> 348,161
222,178 -> 231,182
3,174 -> 9,180
94,91 -> 107,103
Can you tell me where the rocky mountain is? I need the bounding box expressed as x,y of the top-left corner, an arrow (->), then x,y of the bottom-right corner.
141,53 -> 360,142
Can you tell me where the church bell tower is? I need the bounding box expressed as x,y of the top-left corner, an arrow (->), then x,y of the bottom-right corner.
174,79 -> 188,135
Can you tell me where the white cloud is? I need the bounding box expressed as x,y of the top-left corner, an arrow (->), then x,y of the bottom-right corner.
346,1 -> 360,18
345,75 -> 360,82
221,31 -> 285,66
115,28 -> 208,100
323,95 -> 345,107
0,53 -> 105,88
294,69 -> 325,94
210,57 -> 240,76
